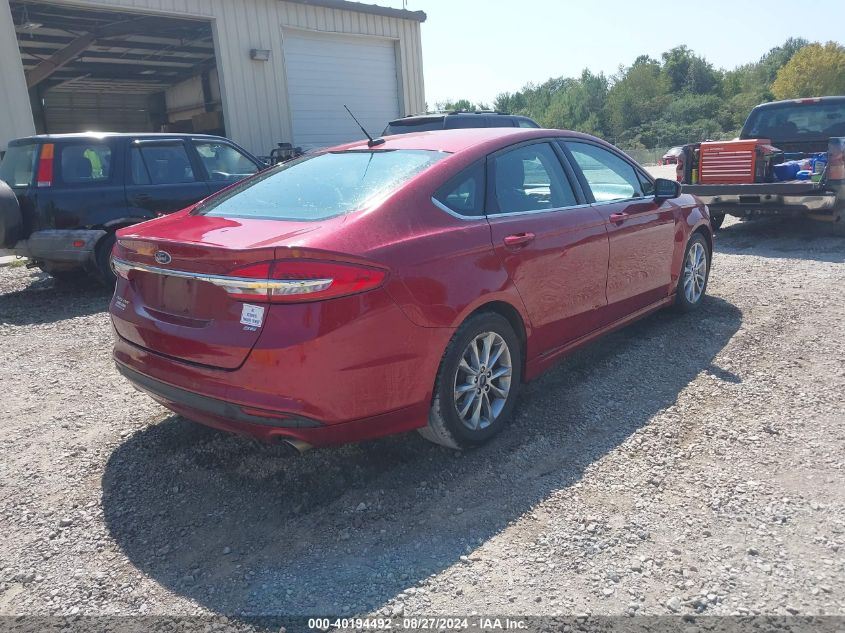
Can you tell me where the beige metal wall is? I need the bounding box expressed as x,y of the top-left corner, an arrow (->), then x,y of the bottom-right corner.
0,0 -> 36,152
12,0 -> 426,156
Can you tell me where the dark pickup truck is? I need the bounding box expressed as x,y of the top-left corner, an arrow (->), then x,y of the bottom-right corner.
0,133 -> 263,283
680,97 -> 845,235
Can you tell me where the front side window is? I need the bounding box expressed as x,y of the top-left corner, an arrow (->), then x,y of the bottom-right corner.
193,141 -> 258,181
59,143 -> 111,184
0,143 -> 38,187
566,141 -> 643,202
196,149 -> 448,221
433,161 -> 485,216
638,171 -> 655,196
131,143 -> 196,185
490,143 -> 577,214
516,118 -> 539,128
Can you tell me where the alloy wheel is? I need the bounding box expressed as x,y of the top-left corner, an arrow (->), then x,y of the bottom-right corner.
683,241 -> 707,304
453,331 -> 512,431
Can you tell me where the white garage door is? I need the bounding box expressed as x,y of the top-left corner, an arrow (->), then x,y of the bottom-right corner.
283,29 -> 401,149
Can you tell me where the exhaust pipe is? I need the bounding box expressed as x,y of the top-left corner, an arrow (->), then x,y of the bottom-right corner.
282,438 -> 313,454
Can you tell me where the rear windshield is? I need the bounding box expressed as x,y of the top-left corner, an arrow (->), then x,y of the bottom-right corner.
0,143 -> 38,187
196,149 -> 448,221
383,120 -> 445,135
742,101 -> 845,140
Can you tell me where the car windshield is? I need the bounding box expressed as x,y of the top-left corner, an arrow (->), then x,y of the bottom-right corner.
0,143 -> 39,187
383,120 -> 445,135
196,149 -> 448,221
742,102 -> 845,140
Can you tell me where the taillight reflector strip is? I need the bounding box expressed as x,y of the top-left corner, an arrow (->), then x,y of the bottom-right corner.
111,258 -> 386,303
37,143 -> 54,187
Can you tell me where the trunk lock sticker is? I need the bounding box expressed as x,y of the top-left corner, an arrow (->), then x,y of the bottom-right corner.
240,304 -> 265,329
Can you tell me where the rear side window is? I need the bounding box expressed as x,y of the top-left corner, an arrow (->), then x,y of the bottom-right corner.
0,143 -> 38,187
383,120 -> 445,135
59,143 -> 112,184
444,116 -> 487,129
566,141 -> 643,202
131,143 -> 196,185
196,149 -> 448,221
434,161 -> 485,217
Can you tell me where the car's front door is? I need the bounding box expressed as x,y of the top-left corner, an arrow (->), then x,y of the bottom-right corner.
563,140 -> 676,322
190,139 -> 261,194
125,139 -> 211,216
485,141 -> 610,354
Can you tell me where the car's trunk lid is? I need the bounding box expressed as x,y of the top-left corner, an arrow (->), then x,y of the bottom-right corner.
111,215 -> 323,369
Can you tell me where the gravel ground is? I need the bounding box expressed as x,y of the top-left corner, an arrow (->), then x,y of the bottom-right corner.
0,216 -> 843,623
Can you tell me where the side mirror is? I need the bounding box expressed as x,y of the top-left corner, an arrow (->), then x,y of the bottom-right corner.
654,178 -> 681,200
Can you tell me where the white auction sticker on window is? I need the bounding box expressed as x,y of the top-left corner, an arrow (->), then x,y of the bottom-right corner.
240,304 -> 265,328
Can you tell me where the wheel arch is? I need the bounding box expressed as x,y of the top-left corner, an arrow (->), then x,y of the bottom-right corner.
691,223 -> 713,260
461,299 -> 529,382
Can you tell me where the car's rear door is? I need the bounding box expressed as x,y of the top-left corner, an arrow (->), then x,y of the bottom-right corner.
484,140 -> 609,353
51,139 -> 124,229
562,140 -> 676,322
125,138 -> 211,216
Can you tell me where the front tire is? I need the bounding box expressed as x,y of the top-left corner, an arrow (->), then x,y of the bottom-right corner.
675,233 -> 710,312
419,312 -> 523,449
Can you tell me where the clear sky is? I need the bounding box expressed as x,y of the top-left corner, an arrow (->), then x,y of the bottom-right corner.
382,0 -> 845,109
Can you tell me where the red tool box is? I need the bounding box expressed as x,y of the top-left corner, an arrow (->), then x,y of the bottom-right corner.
698,139 -> 777,184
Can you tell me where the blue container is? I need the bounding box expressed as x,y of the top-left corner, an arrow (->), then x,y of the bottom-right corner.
773,161 -> 801,181
796,170 -> 812,180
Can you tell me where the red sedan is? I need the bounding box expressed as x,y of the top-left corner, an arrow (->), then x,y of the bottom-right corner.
110,128 -> 713,450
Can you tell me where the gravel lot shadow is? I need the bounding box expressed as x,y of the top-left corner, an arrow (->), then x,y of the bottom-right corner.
101,296 -> 742,618
0,270 -> 111,325
716,216 -> 845,263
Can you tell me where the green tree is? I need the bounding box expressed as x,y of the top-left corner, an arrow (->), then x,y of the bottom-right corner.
605,58 -> 669,140
772,41 -> 845,99
661,45 -> 720,95
435,99 -> 474,112
544,69 -> 608,133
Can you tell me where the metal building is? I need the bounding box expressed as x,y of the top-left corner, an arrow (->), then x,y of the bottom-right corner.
0,0 -> 426,155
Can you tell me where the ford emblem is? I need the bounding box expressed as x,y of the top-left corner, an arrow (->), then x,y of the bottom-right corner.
154,250 -> 172,265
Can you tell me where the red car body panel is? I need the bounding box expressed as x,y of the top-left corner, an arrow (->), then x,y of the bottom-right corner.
110,128 -> 712,446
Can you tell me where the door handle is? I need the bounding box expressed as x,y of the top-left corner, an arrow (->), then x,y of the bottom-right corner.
609,212 -> 629,223
503,232 -> 535,248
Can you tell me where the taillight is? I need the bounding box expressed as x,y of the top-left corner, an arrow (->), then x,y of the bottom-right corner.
828,138 -> 845,181
225,260 -> 387,303
36,143 -> 54,187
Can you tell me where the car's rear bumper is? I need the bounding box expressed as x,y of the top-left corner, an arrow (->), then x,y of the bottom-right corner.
7,229 -> 106,263
111,291 -> 452,445
115,361 -> 429,446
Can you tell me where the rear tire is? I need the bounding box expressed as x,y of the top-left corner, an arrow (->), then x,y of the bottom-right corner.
674,233 -> 710,313
419,312 -> 523,449
94,232 -> 117,287
48,268 -> 88,283
830,210 -> 845,237
0,179 -> 23,249
710,212 -> 725,231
